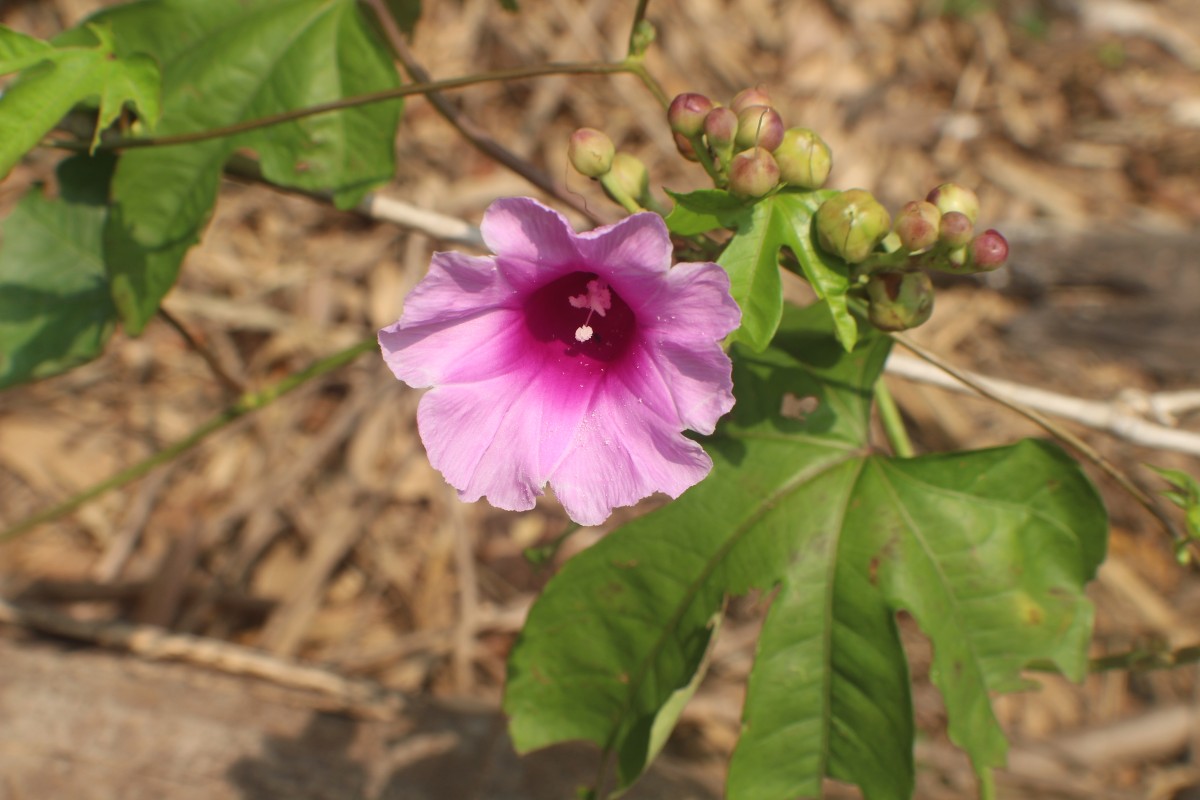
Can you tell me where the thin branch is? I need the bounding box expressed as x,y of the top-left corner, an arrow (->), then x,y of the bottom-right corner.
0,597 -> 405,718
885,353 -> 1200,458
157,306 -> 244,394
358,194 -> 485,248
46,60 -> 630,154
0,338 -> 376,544
890,334 -> 1189,552
363,0 -> 601,224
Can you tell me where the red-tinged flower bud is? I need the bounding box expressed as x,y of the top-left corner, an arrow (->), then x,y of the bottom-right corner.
608,152 -> 650,201
866,270 -> 934,331
815,189 -> 892,264
774,128 -> 832,189
969,228 -> 1009,271
568,128 -> 614,178
673,132 -> 700,162
938,210 -> 974,248
704,107 -> 738,150
728,147 -> 780,198
926,182 -> 980,224
668,93 -> 714,138
734,105 -> 785,151
731,86 -> 772,114
893,200 -> 941,252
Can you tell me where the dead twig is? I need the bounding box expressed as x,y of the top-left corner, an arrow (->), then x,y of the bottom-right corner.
0,597 -> 406,719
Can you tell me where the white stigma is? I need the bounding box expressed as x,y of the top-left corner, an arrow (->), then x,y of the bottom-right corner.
568,279 -> 611,346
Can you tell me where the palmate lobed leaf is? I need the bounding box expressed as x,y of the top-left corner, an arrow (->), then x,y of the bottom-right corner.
506,302 -> 1108,799
0,24 -> 161,179
58,0 -> 402,334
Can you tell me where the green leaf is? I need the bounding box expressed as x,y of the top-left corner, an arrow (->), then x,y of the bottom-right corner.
71,0 -> 402,333
1148,465 -> 1200,539
0,24 -> 161,178
0,155 -> 118,388
715,192 -> 856,353
507,303 -> 1108,799
664,188 -> 747,236
0,25 -> 56,73
717,200 -> 783,352
770,190 -> 856,351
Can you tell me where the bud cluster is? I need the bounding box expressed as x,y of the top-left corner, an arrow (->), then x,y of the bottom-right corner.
668,87 -> 832,198
812,182 -> 1010,332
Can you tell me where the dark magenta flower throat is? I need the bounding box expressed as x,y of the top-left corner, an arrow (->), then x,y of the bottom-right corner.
523,271 -> 636,363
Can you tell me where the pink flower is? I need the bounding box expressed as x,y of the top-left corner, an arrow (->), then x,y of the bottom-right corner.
378,197 -> 740,525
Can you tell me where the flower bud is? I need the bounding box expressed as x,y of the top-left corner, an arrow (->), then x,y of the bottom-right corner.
568,128 -> 614,178
774,128 -> 832,189
938,210 -> 974,248
893,200 -> 941,252
668,93 -> 714,138
608,152 -> 650,202
866,271 -> 934,332
969,229 -> 1009,271
815,189 -> 892,264
731,86 -> 772,114
704,107 -> 738,150
734,105 -> 785,151
673,132 -> 700,162
728,147 -> 780,198
926,182 -> 980,224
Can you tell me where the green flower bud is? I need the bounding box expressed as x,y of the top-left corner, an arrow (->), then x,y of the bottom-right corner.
731,86 -> 772,114
926,182 -> 980,224
815,189 -> 892,264
774,128 -> 832,189
969,229 -> 1009,271
568,128 -> 614,178
673,132 -> 700,162
608,152 -> 650,202
668,93 -> 714,138
734,105 -> 785,151
866,270 -> 934,332
938,210 -> 974,248
728,147 -> 780,198
893,200 -> 941,252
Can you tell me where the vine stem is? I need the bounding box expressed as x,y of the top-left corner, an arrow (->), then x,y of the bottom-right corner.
0,338 -> 376,545
890,333 -> 1190,554
46,60 -> 631,153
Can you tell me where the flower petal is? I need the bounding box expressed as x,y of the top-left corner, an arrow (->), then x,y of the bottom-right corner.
616,338 -> 735,435
416,363 -> 595,512
548,386 -> 713,526
380,306 -> 528,388
650,261 -> 742,345
395,251 -> 516,328
576,212 -> 675,316
480,198 -> 581,288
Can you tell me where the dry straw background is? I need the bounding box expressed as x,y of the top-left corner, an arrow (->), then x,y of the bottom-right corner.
2,0 -> 1200,797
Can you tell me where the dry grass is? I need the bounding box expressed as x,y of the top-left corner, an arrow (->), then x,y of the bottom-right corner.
2,0 -> 1200,797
